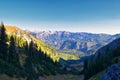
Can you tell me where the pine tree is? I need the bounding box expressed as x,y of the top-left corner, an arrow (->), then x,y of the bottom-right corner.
9,36 -> 19,66
28,41 -> 34,58
84,59 -> 88,80
0,22 -> 8,61
24,41 -> 29,55
25,41 -> 28,50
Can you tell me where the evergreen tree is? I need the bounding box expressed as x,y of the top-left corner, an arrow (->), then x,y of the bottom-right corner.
0,22 -> 8,61
9,36 -> 19,66
24,41 -> 29,55
84,59 -> 88,80
25,41 -> 28,50
28,41 -> 39,59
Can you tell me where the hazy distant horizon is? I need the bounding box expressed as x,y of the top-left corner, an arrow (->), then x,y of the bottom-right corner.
5,19 -> 120,35
26,29 -> 120,35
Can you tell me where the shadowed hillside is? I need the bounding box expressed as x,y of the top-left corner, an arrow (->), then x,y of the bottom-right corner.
84,37 -> 120,80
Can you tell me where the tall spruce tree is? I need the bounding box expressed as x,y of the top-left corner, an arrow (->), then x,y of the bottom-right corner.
28,41 -> 34,58
0,22 -> 8,61
9,36 -> 19,66
84,59 -> 88,80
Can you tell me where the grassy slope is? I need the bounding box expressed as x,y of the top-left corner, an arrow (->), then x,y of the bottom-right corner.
58,49 -> 85,60
5,25 -> 59,62
58,53 -> 79,60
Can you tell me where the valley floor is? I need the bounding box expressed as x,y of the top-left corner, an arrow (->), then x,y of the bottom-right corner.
0,74 -> 84,80
39,74 -> 84,80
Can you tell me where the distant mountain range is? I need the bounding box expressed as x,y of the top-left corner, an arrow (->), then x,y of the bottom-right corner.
27,31 -> 120,55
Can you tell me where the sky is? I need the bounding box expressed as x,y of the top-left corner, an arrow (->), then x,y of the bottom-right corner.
0,0 -> 120,34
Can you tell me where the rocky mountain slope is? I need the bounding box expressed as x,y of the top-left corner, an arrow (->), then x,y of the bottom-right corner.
84,36 -> 120,80
101,62 -> 120,80
28,31 -> 120,55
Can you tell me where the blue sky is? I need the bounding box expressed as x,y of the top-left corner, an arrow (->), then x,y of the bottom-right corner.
0,0 -> 120,34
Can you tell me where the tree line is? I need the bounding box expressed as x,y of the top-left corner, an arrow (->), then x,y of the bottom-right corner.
0,22 -> 19,66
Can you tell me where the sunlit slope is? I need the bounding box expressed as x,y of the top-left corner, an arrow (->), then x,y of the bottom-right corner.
5,25 -> 59,62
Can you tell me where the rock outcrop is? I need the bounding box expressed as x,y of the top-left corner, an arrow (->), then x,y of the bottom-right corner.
101,62 -> 120,80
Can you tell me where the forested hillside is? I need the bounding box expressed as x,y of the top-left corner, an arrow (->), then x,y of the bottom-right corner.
0,23 -> 65,80
6,26 -> 59,62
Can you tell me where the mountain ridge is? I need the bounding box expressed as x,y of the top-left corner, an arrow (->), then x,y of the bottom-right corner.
28,30 -> 120,55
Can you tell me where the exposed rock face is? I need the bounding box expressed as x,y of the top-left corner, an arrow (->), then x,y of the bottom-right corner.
101,62 -> 120,80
